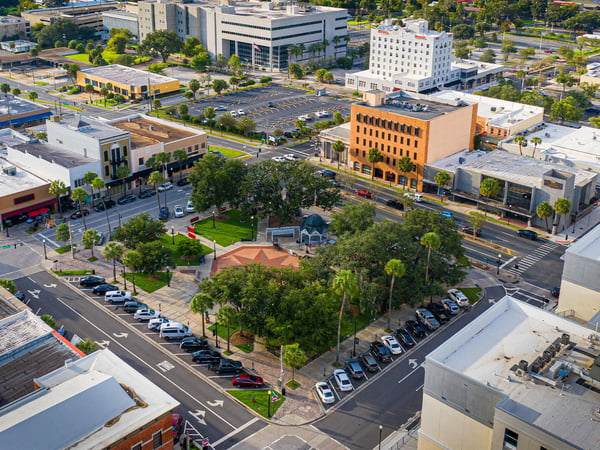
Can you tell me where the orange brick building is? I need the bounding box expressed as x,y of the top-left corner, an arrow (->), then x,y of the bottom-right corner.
349,91 -> 477,190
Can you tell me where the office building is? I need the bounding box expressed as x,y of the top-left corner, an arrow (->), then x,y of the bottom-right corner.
76,64 -> 180,99
319,122 -> 350,165
419,296 -> 600,450
0,16 -> 31,40
349,90 -> 476,190
0,95 -> 52,130
346,19 -> 503,94
138,0 -> 348,71
102,7 -> 140,41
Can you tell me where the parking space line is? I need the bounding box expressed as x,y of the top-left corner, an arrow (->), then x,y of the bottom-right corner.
415,384 -> 424,392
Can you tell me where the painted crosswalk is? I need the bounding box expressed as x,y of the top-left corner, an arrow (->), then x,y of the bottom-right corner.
504,241 -> 560,276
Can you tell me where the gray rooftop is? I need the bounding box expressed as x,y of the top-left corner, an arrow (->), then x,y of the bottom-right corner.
0,96 -> 50,117
79,64 -> 178,87
12,142 -> 97,168
53,114 -> 128,141
564,222 -> 600,263
319,122 -> 350,142
370,94 -> 466,121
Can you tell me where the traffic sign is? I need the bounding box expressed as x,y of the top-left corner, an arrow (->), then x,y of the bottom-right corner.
271,394 -> 279,402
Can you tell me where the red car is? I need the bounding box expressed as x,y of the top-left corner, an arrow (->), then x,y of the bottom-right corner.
355,189 -> 372,198
231,374 -> 264,388
543,49 -> 553,53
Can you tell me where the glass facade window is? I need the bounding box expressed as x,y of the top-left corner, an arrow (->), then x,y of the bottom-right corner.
506,182 -> 532,210
502,428 -> 518,450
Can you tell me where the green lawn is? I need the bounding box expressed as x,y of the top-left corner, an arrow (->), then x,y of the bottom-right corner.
91,98 -> 122,108
55,245 -> 71,254
209,146 -> 249,158
461,287 -> 482,304
124,271 -> 169,293
55,269 -> 93,276
227,389 -> 284,418
193,209 -> 253,246
207,323 -> 254,353
156,234 -> 212,265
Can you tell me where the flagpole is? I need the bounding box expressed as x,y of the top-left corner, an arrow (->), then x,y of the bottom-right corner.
252,43 -> 255,70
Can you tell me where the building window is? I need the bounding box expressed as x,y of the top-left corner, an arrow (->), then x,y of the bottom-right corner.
407,138 -> 411,146
104,166 -> 109,177
413,152 -> 417,159
104,151 -> 109,162
123,145 -> 128,157
14,193 -> 34,205
503,429 -> 518,450
139,157 -> 144,165
131,444 -> 142,450
152,431 -> 163,449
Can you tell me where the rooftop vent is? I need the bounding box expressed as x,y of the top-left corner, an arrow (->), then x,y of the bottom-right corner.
2,166 -> 16,176
149,125 -> 155,131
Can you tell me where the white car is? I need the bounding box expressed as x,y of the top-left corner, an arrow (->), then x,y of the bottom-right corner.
333,369 -> 353,391
284,154 -> 299,161
298,114 -> 312,121
174,205 -> 184,218
186,200 -> 195,213
237,109 -> 246,116
272,156 -> 286,162
447,289 -> 469,307
315,110 -> 329,118
148,317 -> 170,331
158,182 -> 173,192
231,111 -> 238,117
134,309 -> 161,322
381,335 -> 403,354
315,382 -> 335,404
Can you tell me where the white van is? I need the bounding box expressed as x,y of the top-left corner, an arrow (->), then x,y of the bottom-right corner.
159,322 -> 193,340
404,192 -> 423,203
104,290 -> 132,303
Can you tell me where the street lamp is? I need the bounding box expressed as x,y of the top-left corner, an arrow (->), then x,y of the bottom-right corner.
267,390 -> 272,418
166,268 -> 170,287
250,215 -> 254,241
213,239 -> 217,260
122,261 -> 127,290
212,210 -> 216,229
352,315 -> 357,357
379,425 -> 383,450
171,225 -> 175,245
42,239 -> 47,259
506,204 -> 512,225
496,253 -> 502,275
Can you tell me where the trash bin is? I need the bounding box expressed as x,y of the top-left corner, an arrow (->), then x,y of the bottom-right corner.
282,387 -> 286,396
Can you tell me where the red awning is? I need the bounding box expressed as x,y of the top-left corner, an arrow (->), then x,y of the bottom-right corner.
3,199 -> 57,220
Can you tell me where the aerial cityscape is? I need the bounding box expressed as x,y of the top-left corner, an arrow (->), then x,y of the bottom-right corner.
0,0 -> 600,448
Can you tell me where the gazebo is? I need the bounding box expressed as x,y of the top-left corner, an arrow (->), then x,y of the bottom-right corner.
300,214 -> 329,247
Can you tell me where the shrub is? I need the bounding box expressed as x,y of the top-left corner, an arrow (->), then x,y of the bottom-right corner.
183,91 -> 194,99
240,80 -> 255,87
113,54 -> 135,66
75,43 -> 85,53
69,87 -> 80,95
259,76 -> 272,83
113,94 -> 125,103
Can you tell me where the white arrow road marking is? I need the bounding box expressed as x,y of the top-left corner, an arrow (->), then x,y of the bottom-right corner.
408,359 -> 418,369
43,283 -> 57,288
112,332 -> 128,338
207,400 -> 224,407
27,289 -> 40,299
189,409 -> 207,426
97,340 -> 110,348
157,360 -> 175,372
489,298 -> 496,304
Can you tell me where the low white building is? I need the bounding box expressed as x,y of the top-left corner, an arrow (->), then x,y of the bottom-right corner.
102,7 -> 139,42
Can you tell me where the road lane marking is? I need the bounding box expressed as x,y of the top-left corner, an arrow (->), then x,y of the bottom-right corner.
212,417 -> 260,447
415,384 -> 424,392
397,362 -> 424,384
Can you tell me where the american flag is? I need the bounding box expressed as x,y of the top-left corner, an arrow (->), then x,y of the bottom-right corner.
253,43 -> 261,52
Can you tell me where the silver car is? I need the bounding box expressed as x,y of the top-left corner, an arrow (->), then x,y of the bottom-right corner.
447,289 -> 469,307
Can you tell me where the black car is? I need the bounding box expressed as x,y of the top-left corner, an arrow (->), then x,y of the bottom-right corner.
79,276 -> 106,287
386,199 -> 404,210
517,229 -> 538,240
93,199 -> 116,212
359,353 -> 379,372
117,194 -> 137,205
139,189 -> 156,199
267,101 -> 276,108
191,349 -> 221,363
158,207 -> 170,220
122,300 -> 147,313
370,341 -> 392,363
394,327 -> 416,348
70,209 -> 90,220
176,178 -> 190,186
427,302 -> 451,324
92,284 -> 118,295
405,320 -> 426,339
179,337 -> 209,352
461,226 -> 481,237
344,359 -> 365,379
208,358 -> 243,374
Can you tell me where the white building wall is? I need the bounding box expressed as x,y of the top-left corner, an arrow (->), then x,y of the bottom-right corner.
45,120 -> 102,159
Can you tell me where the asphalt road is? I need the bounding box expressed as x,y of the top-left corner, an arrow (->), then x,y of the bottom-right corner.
314,285 -> 507,449
14,270 -> 266,448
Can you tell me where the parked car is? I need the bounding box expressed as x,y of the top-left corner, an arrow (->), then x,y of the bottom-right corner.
79,276 -> 106,287
148,317 -> 170,331
117,194 -> 136,205
416,308 -> 440,331
426,302 -> 451,324
191,349 -> 221,364
284,130 -> 300,139
208,358 -> 242,374
139,189 -> 156,199
232,374 -> 264,388
355,189 -> 372,198
284,154 -> 299,161
133,309 -> 161,321
92,284 -> 118,295
272,156 -> 286,162
122,300 -> 148,313
333,369 -> 353,392
176,177 -> 190,186
461,226 -> 481,237
393,328 -> 416,348
267,101 -> 276,108
405,320 -> 426,338
517,229 -> 538,240
386,199 -> 404,210
174,205 -> 184,218
237,109 -> 246,116
70,209 -> 90,220
231,111 -> 238,117
551,287 -> 560,298
215,106 -> 227,111
105,290 -> 132,304
93,199 -> 116,212
370,341 -> 392,363
344,359 -> 365,379
14,291 -> 25,300
179,336 -> 209,352
158,182 -> 173,192
447,289 -> 469,307
315,382 -> 335,404
441,298 -> 460,315
298,114 -> 312,121
359,353 -> 379,372
158,207 -> 170,220
186,200 -> 195,213
318,169 -> 336,179
381,335 -> 403,354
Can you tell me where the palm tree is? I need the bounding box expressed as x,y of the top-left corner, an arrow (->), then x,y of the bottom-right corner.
82,229 -> 98,258
433,171 -> 451,201
76,338 -> 99,354
91,176 -> 112,235
332,35 -> 341,58
0,83 -> 10,97
85,84 -> 94,102
148,171 -> 164,211
553,198 -> 572,236
155,151 -> 171,206
284,343 -> 307,382
287,44 -> 298,79
103,242 -> 123,283
397,156 -> 416,188
82,171 -> 97,207
420,232 -> 441,287
71,187 -> 89,230
173,149 -> 188,182
190,293 -> 214,338
115,165 -> 129,196
536,201 -> 553,232
332,140 -> 345,169
384,259 -> 406,330
516,69 -> 526,93
530,136 -> 542,158
217,305 -> 238,352
513,135 -> 527,156
123,250 -> 142,295
322,39 -> 330,59
332,270 -> 359,364
100,86 -> 109,106
479,178 -> 501,216
367,147 -> 383,180
49,180 -> 68,216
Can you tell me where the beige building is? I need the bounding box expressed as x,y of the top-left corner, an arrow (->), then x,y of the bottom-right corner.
0,16 -> 30,40
419,296 -> 600,450
21,2 -> 118,34
579,62 -> 600,86
319,122 -> 350,166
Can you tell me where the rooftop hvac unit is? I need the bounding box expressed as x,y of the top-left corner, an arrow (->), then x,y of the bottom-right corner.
149,125 -> 155,131
2,166 -> 16,176
491,106 -> 496,112
458,157 -> 466,164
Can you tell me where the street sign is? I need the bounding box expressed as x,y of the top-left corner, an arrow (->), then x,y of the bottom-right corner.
271,393 -> 279,402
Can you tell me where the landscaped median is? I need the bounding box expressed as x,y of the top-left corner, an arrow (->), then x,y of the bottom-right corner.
227,389 -> 284,419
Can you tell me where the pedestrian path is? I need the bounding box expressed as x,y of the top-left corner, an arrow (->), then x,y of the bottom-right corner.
504,241 -> 560,276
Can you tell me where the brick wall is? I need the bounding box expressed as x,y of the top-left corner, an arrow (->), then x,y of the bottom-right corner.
111,413 -> 174,450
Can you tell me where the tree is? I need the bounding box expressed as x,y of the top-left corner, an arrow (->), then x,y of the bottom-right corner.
536,201 -> 553,232
190,293 -> 214,338
553,198 -> 572,235
28,91 -> 38,102
178,103 -> 189,117
116,165 -> 129,196
91,176 -> 112,235
100,86 -> 109,106
454,45 -> 470,59
501,41 -> 517,61
190,52 -> 211,72
433,171 -> 451,201
530,136 -> 542,158
237,116 -> 256,136
420,232 -> 441,287
452,24 -> 475,40
82,171 -> 97,209
107,32 -> 128,53
550,97 -> 583,123
329,203 -> 376,236
284,343 -> 307,382
289,63 -> 303,80
480,49 -> 496,63
188,79 -> 200,100
123,250 -> 143,294
556,71 -> 576,100
333,111 -> 343,125
153,99 -> 161,117
82,228 -> 98,258
173,149 -> 188,182
212,79 -> 228,95
12,88 -> 20,96
40,314 -> 56,329
55,222 -> 70,244
84,83 -> 94,102
479,178 -> 501,216
218,112 -> 237,131
0,83 -> 10,97
513,135 -> 527,156
136,241 -> 172,274
103,241 -> 123,282
518,47 -> 536,59
113,213 -> 166,248
384,259 -> 406,330
0,279 -> 17,294
332,270 -> 359,364
323,71 -> 334,83
316,68 -> 327,82
71,187 -> 88,230
367,148 -> 383,180
181,36 -> 201,57
140,30 -> 182,63
49,179 -> 68,215
332,140 -> 345,169
397,156 -> 416,188
217,305 -> 238,352
228,54 -> 242,74
76,338 -> 99,354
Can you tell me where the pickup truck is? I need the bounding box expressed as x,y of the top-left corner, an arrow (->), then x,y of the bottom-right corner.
208,358 -> 243,374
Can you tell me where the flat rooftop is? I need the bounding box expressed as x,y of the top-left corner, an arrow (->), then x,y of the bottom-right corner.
110,116 -> 197,148
364,93 -> 467,121
319,122 -> 350,141
79,64 -> 178,87
563,222 -> 600,263
0,156 -> 48,196
427,149 -> 487,173
0,96 -> 51,117
461,149 -> 595,187
52,114 -> 128,141
12,142 -> 97,169
427,296 -> 600,449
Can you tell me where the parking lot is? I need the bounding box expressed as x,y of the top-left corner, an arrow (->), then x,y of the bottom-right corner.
189,86 -> 351,132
